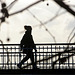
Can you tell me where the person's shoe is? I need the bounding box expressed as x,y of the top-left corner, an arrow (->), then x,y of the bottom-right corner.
33,66 -> 40,69
17,64 -> 22,69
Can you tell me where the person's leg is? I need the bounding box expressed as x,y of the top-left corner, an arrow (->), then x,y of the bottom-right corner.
30,51 -> 37,69
17,54 -> 29,68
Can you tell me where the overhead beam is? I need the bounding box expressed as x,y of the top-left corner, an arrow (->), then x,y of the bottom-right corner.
54,0 -> 75,16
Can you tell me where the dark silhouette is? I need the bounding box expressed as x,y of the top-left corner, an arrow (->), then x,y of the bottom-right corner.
17,25 -> 38,69
1,3 -> 9,22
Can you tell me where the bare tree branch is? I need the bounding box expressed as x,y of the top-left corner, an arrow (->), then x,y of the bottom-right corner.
7,0 -> 18,11
9,0 -> 43,16
33,9 -> 66,28
27,9 -> 56,43
54,0 -> 75,16
67,27 -> 75,42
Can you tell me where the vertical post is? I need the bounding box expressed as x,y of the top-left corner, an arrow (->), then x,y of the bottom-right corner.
55,46 -> 57,69
11,47 -> 12,69
39,46 -> 40,68
51,45 -> 53,68
46,46 -> 48,69
7,47 -> 9,65
59,46 -> 60,69
7,47 -> 9,69
72,46 -> 74,69
43,46 -> 44,69
58,54 -> 60,69
19,46 -> 21,66
68,46 -> 70,68
14,47 -> 16,69
3,45 -> 4,69
62,46 -> 64,69
49,54 -> 50,69
35,47 -> 37,69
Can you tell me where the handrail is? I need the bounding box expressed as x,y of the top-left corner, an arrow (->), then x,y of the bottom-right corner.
0,43 -> 74,45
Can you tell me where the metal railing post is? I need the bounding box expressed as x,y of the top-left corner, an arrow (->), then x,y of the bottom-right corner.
35,48 -> 37,69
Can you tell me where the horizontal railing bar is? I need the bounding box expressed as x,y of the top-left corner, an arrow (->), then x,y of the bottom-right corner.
0,43 -> 74,46
0,55 -> 72,57
36,43 -> 75,45
0,63 -> 75,65
0,52 -> 75,54
0,47 -> 74,49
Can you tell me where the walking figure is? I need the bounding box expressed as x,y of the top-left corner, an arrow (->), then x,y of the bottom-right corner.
17,25 -> 38,69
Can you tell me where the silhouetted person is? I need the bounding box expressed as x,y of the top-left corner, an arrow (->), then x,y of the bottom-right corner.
1,3 -> 9,22
17,25 -> 37,69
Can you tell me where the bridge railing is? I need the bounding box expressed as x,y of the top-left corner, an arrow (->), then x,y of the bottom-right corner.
0,43 -> 75,69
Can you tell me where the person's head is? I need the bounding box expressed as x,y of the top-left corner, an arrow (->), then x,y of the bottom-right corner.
24,25 -> 32,32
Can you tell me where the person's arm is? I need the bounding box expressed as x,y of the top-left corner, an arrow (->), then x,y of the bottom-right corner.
20,34 -> 26,50
33,44 -> 37,51
31,35 -> 37,51
20,40 -> 23,51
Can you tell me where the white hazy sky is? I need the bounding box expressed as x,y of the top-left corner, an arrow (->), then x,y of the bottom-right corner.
0,0 -> 75,44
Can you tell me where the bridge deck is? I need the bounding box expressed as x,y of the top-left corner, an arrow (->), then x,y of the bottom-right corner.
0,69 -> 75,74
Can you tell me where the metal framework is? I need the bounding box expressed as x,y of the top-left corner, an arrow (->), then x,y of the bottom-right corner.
0,43 -> 75,70
54,0 -> 75,16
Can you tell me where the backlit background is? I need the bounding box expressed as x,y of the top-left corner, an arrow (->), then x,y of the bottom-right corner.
0,0 -> 75,44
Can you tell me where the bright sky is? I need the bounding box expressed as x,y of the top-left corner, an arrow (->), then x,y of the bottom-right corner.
0,0 -> 75,44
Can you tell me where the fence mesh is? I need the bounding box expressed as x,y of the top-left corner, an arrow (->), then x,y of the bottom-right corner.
0,43 -> 75,69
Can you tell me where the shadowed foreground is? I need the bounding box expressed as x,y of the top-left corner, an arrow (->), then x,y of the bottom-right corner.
0,69 -> 75,74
